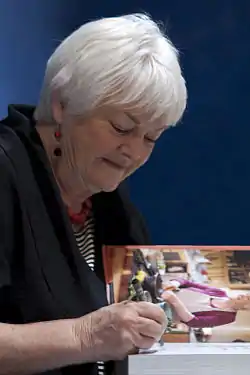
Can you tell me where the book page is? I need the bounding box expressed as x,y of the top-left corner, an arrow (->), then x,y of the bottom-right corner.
103,246 -> 250,349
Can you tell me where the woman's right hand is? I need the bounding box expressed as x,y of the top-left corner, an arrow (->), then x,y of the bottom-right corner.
73,301 -> 167,362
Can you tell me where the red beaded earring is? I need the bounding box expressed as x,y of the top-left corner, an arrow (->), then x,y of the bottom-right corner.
53,129 -> 62,157
54,130 -> 61,140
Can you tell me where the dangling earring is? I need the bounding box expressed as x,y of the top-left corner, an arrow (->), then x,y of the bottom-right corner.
53,128 -> 62,157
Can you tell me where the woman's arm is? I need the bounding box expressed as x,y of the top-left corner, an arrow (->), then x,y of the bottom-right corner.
170,278 -> 228,298
0,155 -> 83,374
161,291 -> 195,323
0,319 -> 82,375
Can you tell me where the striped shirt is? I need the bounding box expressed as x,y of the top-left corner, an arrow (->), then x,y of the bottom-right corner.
72,214 -> 105,375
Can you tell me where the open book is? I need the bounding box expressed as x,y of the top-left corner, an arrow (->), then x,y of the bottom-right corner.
103,246 -> 250,373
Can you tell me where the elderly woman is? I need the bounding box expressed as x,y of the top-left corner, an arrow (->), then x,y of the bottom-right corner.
0,13 -> 186,375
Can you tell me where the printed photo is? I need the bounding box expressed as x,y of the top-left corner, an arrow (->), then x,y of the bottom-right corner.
103,246 -> 250,344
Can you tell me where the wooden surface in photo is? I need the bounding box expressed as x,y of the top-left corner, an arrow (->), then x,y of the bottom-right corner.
200,250 -> 250,289
201,250 -> 226,286
161,249 -> 189,263
162,331 -> 190,343
106,247 -> 134,303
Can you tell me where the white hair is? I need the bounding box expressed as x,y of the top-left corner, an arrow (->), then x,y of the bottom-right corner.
34,13 -> 187,126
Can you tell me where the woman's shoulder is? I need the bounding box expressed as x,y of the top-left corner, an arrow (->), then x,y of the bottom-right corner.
0,125 -> 24,289
0,109 -> 38,182
0,122 -> 23,185
0,115 -> 23,158
0,129 -> 16,182
0,143 -> 20,228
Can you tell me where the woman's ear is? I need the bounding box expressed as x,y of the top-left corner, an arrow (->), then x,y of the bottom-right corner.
51,91 -> 64,125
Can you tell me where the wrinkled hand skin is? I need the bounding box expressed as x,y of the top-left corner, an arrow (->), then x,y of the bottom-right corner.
73,301 -> 167,362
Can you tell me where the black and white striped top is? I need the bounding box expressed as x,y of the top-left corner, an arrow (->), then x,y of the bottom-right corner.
72,214 -> 105,375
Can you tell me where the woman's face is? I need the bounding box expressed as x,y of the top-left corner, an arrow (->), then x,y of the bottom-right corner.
230,294 -> 250,310
57,105 -> 167,193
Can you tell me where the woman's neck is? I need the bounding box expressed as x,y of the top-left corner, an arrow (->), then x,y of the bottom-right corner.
36,122 -> 92,213
55,172 -> 93,213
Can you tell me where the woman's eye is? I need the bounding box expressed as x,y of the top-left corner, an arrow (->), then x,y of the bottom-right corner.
110,122 -> 131,134
145,136 -> 156,144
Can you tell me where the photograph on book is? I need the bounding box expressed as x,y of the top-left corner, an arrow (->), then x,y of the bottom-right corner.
103,246 -> 250,346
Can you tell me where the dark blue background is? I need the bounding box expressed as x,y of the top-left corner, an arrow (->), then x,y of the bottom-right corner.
1,1 -> 250,245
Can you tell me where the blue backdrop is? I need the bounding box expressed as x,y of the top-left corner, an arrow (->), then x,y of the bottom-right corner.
1,0 -> 250,245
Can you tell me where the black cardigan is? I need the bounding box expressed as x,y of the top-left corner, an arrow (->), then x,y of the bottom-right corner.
0,105 -> 151,375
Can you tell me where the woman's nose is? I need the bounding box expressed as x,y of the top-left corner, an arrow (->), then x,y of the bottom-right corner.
120,136 -> 145,162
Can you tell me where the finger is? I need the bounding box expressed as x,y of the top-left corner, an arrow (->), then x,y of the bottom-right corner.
130,330 -> 157,350
122,299 -> 135,305
137,336 -> 156,350
135,302 -> 167,325
127,347 -> 140,355
136,317 -> 164,340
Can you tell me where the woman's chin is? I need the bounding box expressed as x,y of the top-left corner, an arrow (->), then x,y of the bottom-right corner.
99,178 -> 124,192
101,182 -> 120,193
89,176 -> 124,194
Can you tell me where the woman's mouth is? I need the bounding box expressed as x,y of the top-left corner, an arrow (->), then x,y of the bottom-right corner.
102,158 -> 125,170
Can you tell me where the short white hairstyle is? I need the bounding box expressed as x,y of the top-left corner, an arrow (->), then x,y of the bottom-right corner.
34,13 -> 187,126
